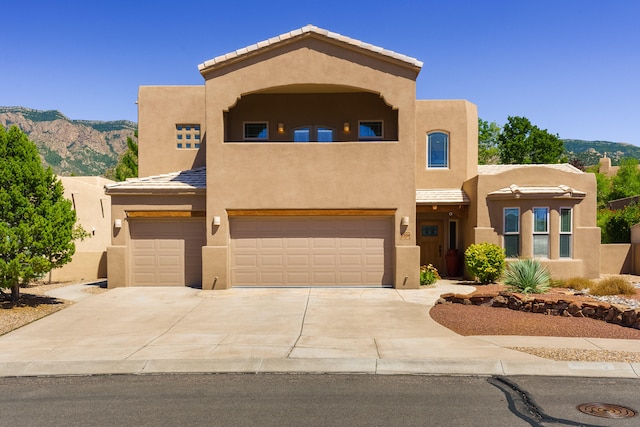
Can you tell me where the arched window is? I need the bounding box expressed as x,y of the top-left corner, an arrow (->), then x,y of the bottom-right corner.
427,132 -> 449,168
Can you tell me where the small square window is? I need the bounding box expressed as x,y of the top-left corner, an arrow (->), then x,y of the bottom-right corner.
176,123 -> 201,147
186,143 -> 191,149
177,143 -> 183,149
194,143 -> 200,149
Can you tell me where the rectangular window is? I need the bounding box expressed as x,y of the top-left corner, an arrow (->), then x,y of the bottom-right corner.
533,207 -> 549,257
244,122 -> 268,140
504,208 -> 520,258
176,124 -> 201,149
427,132 -> 449,168
560,208 -> 572,258
358,121 -> 383,140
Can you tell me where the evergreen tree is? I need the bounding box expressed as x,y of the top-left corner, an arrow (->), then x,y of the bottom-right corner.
0,125 -> 79,302
105,131 -> 138,181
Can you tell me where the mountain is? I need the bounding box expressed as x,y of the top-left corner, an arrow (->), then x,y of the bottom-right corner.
563,139 -> 640,167
0,106 -> 136,176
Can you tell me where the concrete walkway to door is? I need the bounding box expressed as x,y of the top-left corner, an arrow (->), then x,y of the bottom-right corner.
1,282 -> 640,378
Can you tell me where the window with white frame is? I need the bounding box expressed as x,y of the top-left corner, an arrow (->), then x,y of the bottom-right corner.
560,207 -> 572,258
533,207 -> 549,257
176,124 -> 201,149
427,132 -> 449,168
504,207 -> 520,258
358,121 -> 383,140
244,122 -> 268,141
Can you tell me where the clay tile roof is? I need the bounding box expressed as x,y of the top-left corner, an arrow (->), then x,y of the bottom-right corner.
104,167 -> 206,194
198,24 -> 423,73
416,189 -> 470,205
478,164 -> 583,175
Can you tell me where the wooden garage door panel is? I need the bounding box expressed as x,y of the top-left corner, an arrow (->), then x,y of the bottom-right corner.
130,219 -> 205,287
230,216 -> 392,286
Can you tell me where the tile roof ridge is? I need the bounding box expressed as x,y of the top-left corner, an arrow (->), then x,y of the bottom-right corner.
198,24 -> 423,72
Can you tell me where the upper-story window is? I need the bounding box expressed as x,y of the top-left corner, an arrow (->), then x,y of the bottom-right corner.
359,121 -> 383,141
176,124 -> 200,149
293,126 -> 335,143
427,132 -> 449,168
244,122 -> 268,141
533,207 -> 549,258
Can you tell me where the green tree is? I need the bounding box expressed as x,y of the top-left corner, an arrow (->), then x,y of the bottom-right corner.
105,131 -> 138,181
497,116 -> 564,164
0,125 -> 80,302
478,118 -> 501,165
609,157 -> 640,201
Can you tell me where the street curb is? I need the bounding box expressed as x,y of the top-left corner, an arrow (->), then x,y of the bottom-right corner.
1,358 -> 639,378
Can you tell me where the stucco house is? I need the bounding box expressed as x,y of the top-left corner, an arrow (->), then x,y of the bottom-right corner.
105,25 -> 600,289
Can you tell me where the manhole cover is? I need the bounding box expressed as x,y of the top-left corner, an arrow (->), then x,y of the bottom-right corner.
577,403 -> 636,419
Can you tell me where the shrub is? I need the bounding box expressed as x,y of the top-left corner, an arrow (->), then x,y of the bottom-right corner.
549,279 -> 566,288
564,277 -> 593,291
420,264 -> 440,286
590,276 -> 636,296
464,243 -> 505,284
503,258 -> 551,294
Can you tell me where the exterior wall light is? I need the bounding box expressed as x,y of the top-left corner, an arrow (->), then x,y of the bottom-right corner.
401,216 -> 410,226
114,219 -> 122,229
343,122 -> 350,132
277,123 -> 285,134
213,216 -> 221,226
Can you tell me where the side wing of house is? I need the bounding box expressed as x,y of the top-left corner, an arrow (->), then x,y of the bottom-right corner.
468,164 -> 601,279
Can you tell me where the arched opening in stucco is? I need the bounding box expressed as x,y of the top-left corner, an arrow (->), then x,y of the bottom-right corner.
223,84 -> 398,143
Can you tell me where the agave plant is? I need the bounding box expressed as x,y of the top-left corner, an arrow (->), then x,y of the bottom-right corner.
503,258 -> 551,294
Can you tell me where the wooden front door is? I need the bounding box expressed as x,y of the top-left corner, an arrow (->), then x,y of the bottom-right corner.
418,220 -> 445,273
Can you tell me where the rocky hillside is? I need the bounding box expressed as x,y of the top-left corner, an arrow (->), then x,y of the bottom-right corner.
563,139 -> 640,167
0,107 -> 136,176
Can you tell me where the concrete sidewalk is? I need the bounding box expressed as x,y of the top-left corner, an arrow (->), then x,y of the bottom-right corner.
1,282 -> 639,378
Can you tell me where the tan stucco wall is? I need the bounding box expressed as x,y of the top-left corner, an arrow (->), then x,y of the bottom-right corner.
138,86 -> 205,177
203,37 -> 419,288
600,244 -> 632,274
472,166 -> 600,279
50,176 -> 113,283
415,100 -> 478,189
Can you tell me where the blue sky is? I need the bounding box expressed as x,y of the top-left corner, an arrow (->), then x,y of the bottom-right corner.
2,0 -> 638,144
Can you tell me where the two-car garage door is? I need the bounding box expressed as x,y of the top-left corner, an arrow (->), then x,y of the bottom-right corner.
230,216 -> 393,286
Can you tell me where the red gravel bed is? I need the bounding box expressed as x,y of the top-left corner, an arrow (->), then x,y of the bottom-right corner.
430,283 -> 640,339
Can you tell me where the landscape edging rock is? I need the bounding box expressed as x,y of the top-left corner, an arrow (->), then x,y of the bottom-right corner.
437,292 -> 640,330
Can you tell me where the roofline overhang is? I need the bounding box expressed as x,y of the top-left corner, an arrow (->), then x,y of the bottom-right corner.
104,187 -> 206,196
198,25 -> 423,77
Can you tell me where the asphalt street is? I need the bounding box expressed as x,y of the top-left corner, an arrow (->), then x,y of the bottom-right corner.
2,374 -> 638,426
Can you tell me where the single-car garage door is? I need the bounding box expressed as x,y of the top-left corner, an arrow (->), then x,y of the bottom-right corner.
230,216 -> 393,286
129,219 -> 206,287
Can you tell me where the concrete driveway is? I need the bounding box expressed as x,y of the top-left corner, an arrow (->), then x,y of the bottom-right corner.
1,283 -> 640,378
